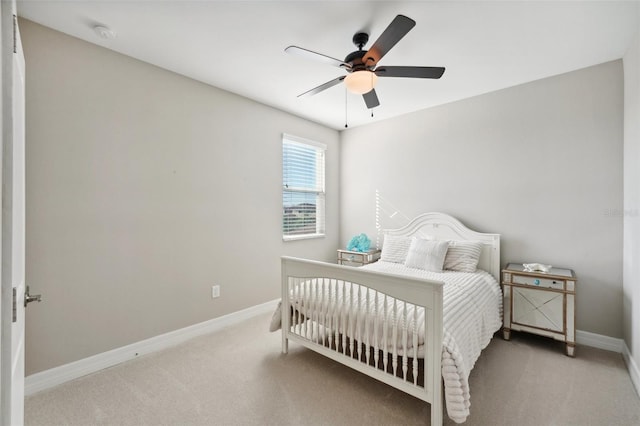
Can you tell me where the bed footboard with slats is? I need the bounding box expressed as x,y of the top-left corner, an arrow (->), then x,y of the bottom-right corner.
281,256 -> 444,426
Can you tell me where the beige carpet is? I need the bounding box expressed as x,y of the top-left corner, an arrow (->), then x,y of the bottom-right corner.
25,311 -> 640,425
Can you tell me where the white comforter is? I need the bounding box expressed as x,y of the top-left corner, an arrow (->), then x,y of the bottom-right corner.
362,262 -> 502,423
274,261 -> 502,423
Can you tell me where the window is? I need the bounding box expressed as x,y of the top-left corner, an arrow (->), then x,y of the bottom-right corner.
282,134 -> 326,240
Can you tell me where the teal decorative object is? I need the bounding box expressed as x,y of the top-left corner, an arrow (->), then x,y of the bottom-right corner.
347,234 -> 371,252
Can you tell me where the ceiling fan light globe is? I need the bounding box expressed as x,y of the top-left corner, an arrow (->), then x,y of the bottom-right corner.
344,71 -> 377,95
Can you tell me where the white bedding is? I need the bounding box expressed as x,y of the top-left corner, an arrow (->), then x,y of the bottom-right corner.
276,261 -> 502,423
363,261 -> 502,423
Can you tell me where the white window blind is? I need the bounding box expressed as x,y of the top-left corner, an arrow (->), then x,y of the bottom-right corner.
282,134 -> 326,240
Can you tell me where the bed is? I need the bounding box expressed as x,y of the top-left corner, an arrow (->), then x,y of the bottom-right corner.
277,212 -> 502,425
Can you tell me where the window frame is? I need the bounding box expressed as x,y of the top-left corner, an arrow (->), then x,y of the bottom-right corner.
282,133 -> 326,241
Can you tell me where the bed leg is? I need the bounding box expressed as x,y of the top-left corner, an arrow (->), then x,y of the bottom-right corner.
503,327 -> 511,340
430,381 -> 444,426
282,334 -> 288,354
431,399 -> 443,426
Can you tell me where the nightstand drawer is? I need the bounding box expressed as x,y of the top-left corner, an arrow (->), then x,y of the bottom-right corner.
337,249 -> 381,266
339,252 -> 367,263
512,274 -> 565,290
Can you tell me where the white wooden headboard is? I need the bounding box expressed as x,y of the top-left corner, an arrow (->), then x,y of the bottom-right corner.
383,212 -> 501,281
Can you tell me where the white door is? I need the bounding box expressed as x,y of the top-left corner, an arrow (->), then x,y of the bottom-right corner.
1,1 -> 26,424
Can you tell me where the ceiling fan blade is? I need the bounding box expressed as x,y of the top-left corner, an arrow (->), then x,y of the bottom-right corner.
298,76 -> 345,98
285,46 -> 351,69
362,89 -> 380,109
375,66 -> 445,79
364,15 -> 416,68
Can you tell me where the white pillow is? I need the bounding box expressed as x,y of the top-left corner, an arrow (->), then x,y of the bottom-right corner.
380,235 -> 412,263
444,240 -> 483,272
404,238 -> 450,272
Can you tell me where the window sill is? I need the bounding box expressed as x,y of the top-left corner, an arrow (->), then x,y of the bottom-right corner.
283,233 -> 325,242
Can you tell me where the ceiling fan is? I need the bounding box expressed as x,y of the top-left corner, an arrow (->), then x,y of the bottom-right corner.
285,14 -> 445,110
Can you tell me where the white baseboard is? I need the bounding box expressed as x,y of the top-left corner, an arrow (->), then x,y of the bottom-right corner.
622,342 -> 640,397
575,330 -> 640,396
25,298 -> 279,396
24,309 -> 633,397
576,329 -> 624,353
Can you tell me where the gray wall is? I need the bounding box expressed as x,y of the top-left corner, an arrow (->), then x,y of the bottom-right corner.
623,5 -> 640,381
21,19 -> 340,375
340,60 -> 624,338
21,13 -> 632,376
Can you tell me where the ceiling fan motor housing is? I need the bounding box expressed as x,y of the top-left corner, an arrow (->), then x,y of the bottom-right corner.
345,33 -> 371,72
344,50 -> 367,71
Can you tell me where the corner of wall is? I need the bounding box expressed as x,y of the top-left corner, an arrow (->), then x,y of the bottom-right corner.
622,1 -> 640,389
623,341 -> 640,397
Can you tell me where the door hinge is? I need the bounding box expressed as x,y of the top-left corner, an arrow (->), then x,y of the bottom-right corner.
12,14 -> 17,53
12,287 -> 17,322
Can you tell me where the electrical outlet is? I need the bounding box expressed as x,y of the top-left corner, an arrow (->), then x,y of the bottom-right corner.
211,285 -> 221,299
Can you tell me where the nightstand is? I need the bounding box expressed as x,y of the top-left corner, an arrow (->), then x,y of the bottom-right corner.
502,263 -> 576,356
337,249 -> 381,267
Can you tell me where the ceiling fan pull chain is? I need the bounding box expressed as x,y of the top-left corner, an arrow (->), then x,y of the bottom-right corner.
369,73 -> 374,119
344,87 -> 348,128
370,73 -> 374,118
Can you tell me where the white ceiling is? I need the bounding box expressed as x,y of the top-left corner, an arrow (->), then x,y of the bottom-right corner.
17,0 -> 639,130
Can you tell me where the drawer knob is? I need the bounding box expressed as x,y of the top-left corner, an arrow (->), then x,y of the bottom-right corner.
534,279 -> 540,285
